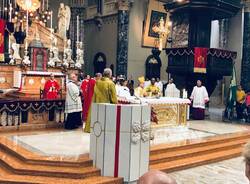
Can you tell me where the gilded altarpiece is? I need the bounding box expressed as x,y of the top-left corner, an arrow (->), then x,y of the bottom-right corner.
151,104 -> 188,128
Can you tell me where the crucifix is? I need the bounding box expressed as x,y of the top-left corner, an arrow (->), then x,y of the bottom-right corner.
152,17 -> 171,51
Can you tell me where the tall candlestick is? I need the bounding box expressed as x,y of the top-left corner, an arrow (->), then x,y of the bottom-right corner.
50,11 -> 53,31
46,0 -> 48,10
42,0 -> 44,11
25,10 -> 28,49
9,3 -> 12,22
77,15 -> 79,42
65,16 -> 67,40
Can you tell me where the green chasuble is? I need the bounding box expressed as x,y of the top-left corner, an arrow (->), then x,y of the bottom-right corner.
84,77 -> 118,132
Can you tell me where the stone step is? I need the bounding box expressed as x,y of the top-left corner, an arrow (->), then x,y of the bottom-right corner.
0,149 -> 100,179
150,131 -> 250,155
150,146 -> 242,173
150,137 -> 249,165
0,166 -> 123,184
0,136 -> 92,167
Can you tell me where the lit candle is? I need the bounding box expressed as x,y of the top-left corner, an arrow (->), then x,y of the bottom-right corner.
47,0 -> 48,10
77,15 -> 79,42
42,0 -> 44,11
25,41 -> 28,50
65,16 -> 67,39
9,3 -> 12,22
50,11 -> 53,31
26,10 -> 28,49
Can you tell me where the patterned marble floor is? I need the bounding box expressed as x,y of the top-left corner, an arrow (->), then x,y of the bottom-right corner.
169,157 -> 248,184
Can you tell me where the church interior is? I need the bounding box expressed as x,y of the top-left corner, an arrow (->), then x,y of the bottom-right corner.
0,0 -> 250,183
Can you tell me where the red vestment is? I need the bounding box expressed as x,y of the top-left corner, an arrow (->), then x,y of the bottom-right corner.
44,79 -> 60,99
81,78 -> 96,121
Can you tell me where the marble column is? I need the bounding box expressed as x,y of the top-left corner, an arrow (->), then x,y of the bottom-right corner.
219,19 -> 229,49
116,0 -> 130,76
242,3 -> 250,91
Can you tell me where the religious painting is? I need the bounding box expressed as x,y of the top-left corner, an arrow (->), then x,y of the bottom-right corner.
148,10 -> 167,38
142,0 -> 168,48
171,13 -> 189,48
30,48 -> 48,71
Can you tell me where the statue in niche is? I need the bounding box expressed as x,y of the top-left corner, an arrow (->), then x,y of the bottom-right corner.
93,52 -> 106,74
58,3 -> 71,40
145,50 -> 162,80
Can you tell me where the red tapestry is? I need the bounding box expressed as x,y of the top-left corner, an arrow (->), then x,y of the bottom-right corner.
0,19 -> 5,62
194,47 -> 208,73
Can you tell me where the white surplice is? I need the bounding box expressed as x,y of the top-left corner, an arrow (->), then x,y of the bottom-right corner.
156,81 -> 163,93
117,86 -> 131,98
190,86 -> 209,109
165,83 -> 180,98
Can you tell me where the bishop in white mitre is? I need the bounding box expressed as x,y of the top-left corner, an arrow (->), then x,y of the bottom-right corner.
190,80 -> 209,120
165,78 -> 179,97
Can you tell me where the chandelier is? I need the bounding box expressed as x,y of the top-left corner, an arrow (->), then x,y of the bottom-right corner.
13,0 -> 51,26
16,0 -> 41,12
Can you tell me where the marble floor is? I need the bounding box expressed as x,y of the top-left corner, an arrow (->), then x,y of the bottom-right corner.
9,120 -> 250,157
169,157 -> 248,184
11,131 -> 90,156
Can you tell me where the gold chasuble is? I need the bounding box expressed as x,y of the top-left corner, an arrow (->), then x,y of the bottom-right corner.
145,85 -> 160,97
84,77 -> 118,133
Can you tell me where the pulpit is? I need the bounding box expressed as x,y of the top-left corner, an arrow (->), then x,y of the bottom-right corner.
159,0 -> 241,96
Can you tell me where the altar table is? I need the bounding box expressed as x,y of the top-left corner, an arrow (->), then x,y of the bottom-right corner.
119,97 -> 191,128
139,97 -> 191,128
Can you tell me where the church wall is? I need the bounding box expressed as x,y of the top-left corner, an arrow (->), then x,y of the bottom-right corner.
210,20 -> 220,48
227,9 -> 244,84
84,15 -> 118,75
127,0 -> 168,84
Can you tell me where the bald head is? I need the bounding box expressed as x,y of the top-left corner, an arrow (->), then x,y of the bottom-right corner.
138,170 -> 177,184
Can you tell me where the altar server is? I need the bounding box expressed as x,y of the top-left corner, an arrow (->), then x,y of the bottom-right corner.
156,78 -> 163,94
117,79 -> 131,98
65,73 -> 82,130
145,78 -> 161,97
43,73 -> 60,99
165,78 -> 179,98
190,80 -> 209,120
84,68 -> 117,133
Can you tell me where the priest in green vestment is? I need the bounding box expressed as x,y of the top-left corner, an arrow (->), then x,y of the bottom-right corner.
84,68 -> 118,133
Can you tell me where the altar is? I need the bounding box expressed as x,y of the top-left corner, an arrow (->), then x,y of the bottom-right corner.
140,97 -> 190,128
119,97 -> 191,128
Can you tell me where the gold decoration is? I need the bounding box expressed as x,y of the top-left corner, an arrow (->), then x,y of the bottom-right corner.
152,17 -> 172,51
151,104 -> 188,128
16,0 -> 41,11
0,33 -> 4,46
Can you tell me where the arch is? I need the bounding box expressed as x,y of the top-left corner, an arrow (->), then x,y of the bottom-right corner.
145,55 -> 162,80
93,52 -> 107,74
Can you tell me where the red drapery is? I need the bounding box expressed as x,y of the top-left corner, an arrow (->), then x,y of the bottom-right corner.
194,47 -> 208,73
0,19 -> 5,62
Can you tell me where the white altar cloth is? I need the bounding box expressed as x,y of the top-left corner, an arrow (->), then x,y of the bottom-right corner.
139,97 -> 191,105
